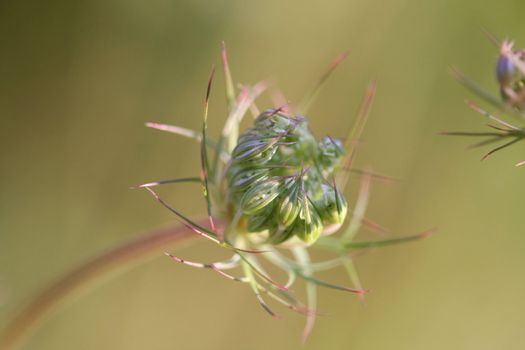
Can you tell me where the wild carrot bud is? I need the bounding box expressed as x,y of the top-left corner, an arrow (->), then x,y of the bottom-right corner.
136,48 -> 430,340
226,108 -> 348,245
494,40 -> 525,107
496,40 -> 517,85
496,55 -> 515,85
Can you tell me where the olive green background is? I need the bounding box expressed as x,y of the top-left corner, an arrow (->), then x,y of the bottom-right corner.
2,0 -> 525,349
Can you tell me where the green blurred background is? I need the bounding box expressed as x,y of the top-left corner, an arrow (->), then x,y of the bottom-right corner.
2,0 -> 525,349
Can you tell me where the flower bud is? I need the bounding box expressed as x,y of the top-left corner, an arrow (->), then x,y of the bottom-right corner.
277,177 -> 303,227
496,40 -> 517,85
294,196 -> 323,244
316,184 -> 348,225
244,145 -> 279,166
255,109 -> 298,134
230,167 -> 269,192
231,134 -> 276,162
496,55 -> 515,85
318,136 -> 345,174
226,107 -> 350,246
240,179 -> 281,215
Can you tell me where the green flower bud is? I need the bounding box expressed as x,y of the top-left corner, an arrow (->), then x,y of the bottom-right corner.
230,167 -> 269,192
243,145 -> 279,166
316,183 -> 348,225
318,136 -> 345,174
294,196 -> 323,244
225,107 -> 350,245
240,179 -> 281,215
277,177 -> 303,227
231,134 -> 276,162
278,194 -> 301,227
254,109 -> 299,134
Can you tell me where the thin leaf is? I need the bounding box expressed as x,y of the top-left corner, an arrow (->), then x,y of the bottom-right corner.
295,270 -> 367,294
131,177 -> 201,189
342,230 -> 434,250
145,122 -> 202,140
481,27 -> 501,47
164,252 -> 246,282
259,287 -> 310,316
291,247 -> 317,343
284,269 -> 297,289
481,137 -> 522,160
143,187 -> 219,242
441,131 -> 507,137
241,259 -> 279,319
361,217 -> 390,236
342,257 -> 366,303
450,67 -> 505,110
467,136 -> 513,150
465,100 -> 521,130
348,168 -> 400,184
221,81 -> 269,153
146,122 -> 230,163
221,41 -> 236,113
201,66 -> 217,233
143,187 -> 268,254
310,257 -> 347,271
298,50 -> 350,114
337,81 -> 376,190
342,172 -> 371,241
237,252 -> 289,291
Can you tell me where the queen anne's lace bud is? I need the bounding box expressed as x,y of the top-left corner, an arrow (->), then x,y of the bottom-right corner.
226,108 -> 348,245
496,54 -> 515,85
495,40 -> 525,106
130,48 -> 430,341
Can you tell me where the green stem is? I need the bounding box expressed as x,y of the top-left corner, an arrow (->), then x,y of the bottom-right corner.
0,220 -> 212,350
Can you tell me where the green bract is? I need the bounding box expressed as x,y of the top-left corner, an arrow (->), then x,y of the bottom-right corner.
226,109 -> 348,245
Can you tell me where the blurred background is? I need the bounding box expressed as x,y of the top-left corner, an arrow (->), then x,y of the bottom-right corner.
2,0 -> 525,349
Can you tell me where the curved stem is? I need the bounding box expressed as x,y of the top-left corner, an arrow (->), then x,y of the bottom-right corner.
0,220 -> 214,350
